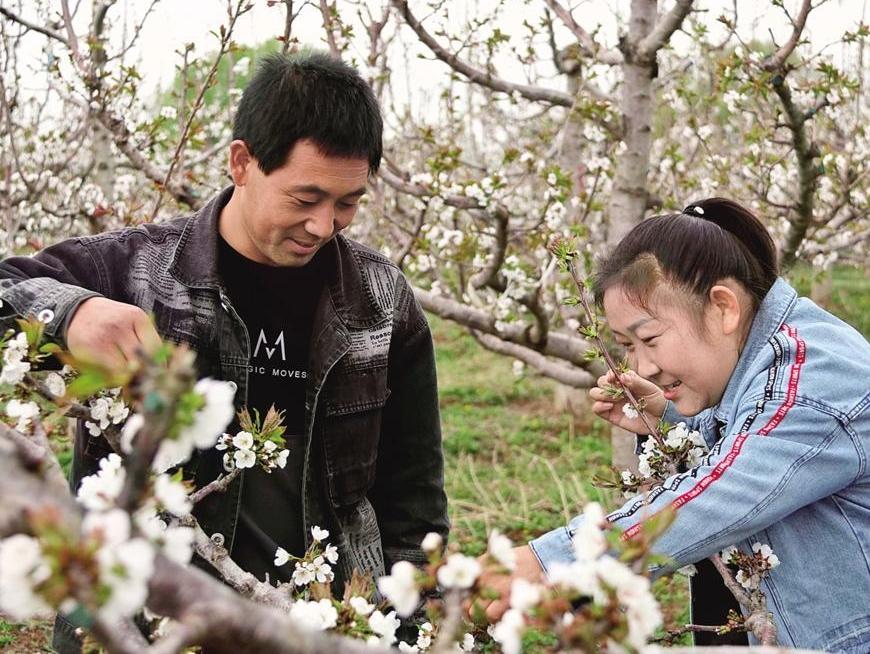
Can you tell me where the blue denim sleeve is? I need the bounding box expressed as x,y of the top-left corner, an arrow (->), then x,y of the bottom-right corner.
532,394 -> 858,576
662,400 -> 698,429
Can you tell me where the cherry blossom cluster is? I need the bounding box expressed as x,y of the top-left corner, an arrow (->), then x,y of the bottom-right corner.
274,526 -> 338,588
84,387 -> 130,437
618,421 -> 708,497
720,542 -> 781,591
120,377 -> 236,473
215,428 -> 289,472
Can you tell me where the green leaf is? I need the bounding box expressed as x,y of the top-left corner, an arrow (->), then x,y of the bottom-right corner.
66,370 -> 110,398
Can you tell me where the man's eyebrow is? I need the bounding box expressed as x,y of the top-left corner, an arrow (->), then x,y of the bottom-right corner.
286,184 -> 367,198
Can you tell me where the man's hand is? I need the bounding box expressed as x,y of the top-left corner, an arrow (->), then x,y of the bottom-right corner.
66,297 -> 162,372
588,370 -> 666,434
473,545 -> 545,623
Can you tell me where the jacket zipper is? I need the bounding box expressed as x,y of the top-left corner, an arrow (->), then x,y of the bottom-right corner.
218,287 -> 251,552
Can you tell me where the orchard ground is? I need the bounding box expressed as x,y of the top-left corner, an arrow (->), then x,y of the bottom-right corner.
1,265 -> 867,652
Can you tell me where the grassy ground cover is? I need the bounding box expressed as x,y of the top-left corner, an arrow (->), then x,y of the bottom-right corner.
1,265 -> 867,651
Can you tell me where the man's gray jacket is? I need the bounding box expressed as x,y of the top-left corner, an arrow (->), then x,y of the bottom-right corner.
0,188 -> 449,649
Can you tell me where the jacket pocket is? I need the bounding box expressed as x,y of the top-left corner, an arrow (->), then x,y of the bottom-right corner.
321,367 -> 391,508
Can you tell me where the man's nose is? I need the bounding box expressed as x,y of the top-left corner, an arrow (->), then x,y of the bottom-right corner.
304,205 -> 335,240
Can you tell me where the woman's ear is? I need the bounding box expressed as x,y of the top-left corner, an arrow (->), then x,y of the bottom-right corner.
228,140 -> 253,186
708,282 -> 742,336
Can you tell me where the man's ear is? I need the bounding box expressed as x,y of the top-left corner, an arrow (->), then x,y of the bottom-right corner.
708,283 -> 742,336
228,140 -> 253,185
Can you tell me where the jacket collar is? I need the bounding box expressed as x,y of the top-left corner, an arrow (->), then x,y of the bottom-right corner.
168,186 -> 388,325
713,277 -> 798,422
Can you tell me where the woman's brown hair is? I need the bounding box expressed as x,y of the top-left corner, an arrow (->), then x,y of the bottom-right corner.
592,198 -> 779,312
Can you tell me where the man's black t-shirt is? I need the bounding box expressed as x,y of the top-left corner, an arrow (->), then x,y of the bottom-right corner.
218,235 -> 328,583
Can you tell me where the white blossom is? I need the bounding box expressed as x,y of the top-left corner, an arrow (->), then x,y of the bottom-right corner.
232,431 -> 254,450
752,542 -> 780,569
311,526 -> 329,542
5,399 -> 40,432
77,453 -> 126,511
622,403 -> 640,420
491,608 -> 524,654
183,379 -> 236,449
436,553 -> 481,590
368,609 -> 400,645
459,633 -> 475,651
421,531 -> 443,553
312,555 -> 334,583
0,534 -> 53,620
289,598 -> 338,631
323,543 -> 339,565
160,525 -> 195,564
0,358 -> 30,385
152,378 -> 235,472
349,595 -> 375,616
154,474 -> 192,516
45,372 -> 66,397
97,537 -> 155,621
120,413 -> 145,453
274,547 -> 291,567
377,560 -> 419,617
509,578 -> 542,613
487,529 -> 516,571
511,360 -> 525,378
720,545 -> 738,564
292,561 -> 316,587
233,448 -> 256,469
571,503 -> 608,561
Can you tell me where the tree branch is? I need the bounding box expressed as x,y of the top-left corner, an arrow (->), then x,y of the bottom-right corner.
415,286 -> 600,371
471,330 -> 594,387
772,74 -> 821,268
762,0 -> 812,72
391,0 -> 573,107
0,6 -> 69,44
542,0 -> 623,65
636,0 -> 696,62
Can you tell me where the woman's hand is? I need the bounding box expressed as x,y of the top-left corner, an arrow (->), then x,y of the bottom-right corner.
588,370 -> 666,434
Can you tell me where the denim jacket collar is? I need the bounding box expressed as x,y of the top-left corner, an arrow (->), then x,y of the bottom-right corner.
713,277 -> 798,423
167,185 -> 388,327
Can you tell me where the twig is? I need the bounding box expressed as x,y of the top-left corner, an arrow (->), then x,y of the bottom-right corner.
0,6 -> 68,44
150,0 -> 251,218
391,0 -> 573,107
189,467 -> 242,504
565,259 -> 668,451
431,590 -> 463,654
762,0 -> 812,72
541,0 -> 622,65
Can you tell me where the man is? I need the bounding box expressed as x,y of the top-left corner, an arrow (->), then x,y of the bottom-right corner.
0,51 -> 448,652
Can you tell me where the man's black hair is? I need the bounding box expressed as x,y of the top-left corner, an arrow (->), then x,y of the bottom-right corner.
232,50 -> 383,175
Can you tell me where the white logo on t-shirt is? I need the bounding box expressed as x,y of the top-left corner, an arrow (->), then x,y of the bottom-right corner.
253,329 -> 286,360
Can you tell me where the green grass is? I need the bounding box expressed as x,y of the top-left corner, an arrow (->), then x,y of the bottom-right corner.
788,264 -> 870,337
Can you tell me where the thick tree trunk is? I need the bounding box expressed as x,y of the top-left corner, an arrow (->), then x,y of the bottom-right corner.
607,0 -> 659,470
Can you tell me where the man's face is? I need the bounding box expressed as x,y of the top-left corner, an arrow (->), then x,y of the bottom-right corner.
226,139 -> 370,267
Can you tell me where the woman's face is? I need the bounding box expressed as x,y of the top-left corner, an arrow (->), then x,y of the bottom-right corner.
603,283 -> 745,417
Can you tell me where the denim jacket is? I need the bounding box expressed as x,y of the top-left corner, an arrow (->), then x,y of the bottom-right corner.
531,278 -> 870,652
0,188 -> 449,616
